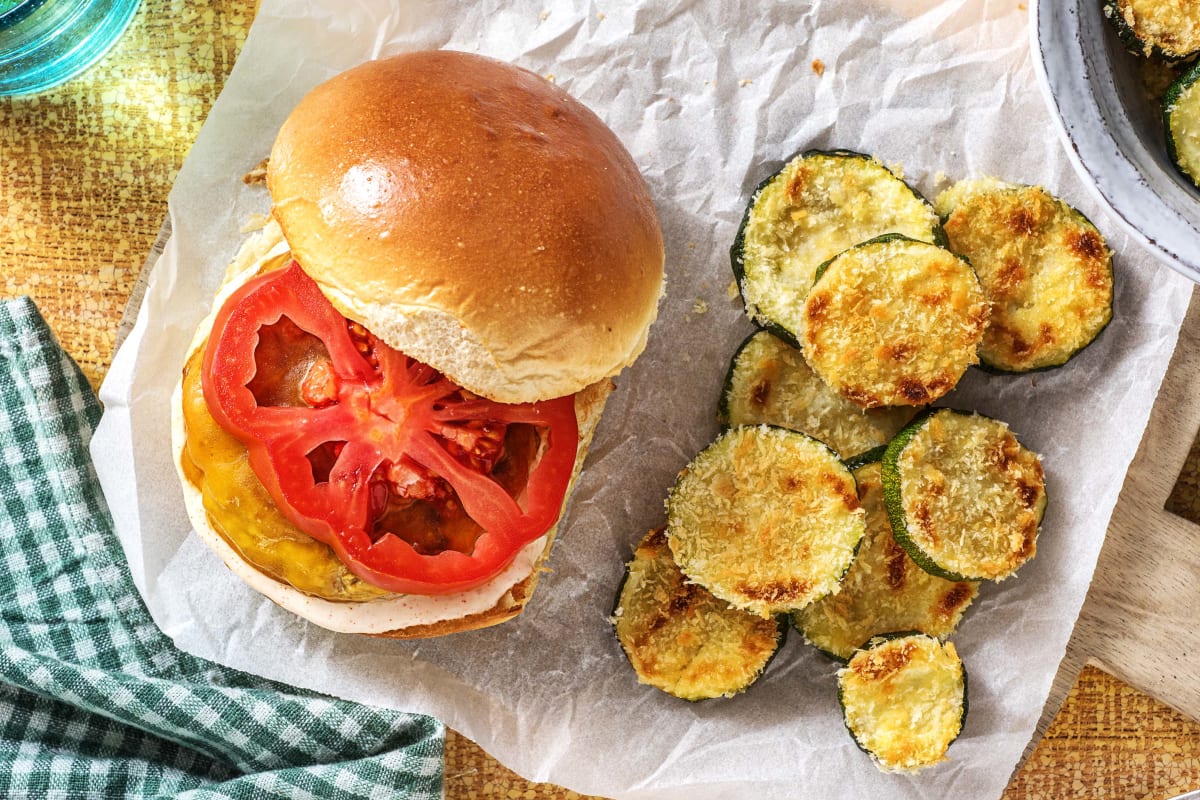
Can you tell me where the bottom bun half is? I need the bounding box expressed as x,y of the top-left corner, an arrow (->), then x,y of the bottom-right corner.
171,222 -> 611,637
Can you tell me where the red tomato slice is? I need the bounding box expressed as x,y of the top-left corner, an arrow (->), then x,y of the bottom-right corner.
201,263 -> 579,595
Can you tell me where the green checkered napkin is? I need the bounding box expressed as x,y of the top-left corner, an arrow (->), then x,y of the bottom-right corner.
0,296 -> 444,799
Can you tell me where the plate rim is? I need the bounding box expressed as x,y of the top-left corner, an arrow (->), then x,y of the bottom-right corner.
1029,0 -> 1200,283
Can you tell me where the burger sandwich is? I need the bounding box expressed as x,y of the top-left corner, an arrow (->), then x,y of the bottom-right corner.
172,51 -> 665,638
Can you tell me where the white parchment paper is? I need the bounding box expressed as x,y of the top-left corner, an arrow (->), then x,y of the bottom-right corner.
92,1 -> 1194,797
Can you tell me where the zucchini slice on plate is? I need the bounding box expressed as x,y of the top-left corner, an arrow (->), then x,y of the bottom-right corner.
801,235 -> 989,409
793,457 -> 979,662
936,178 -> 1114,373
882,409 -> 1047,582
732,150 -> 944,344
1165,61 -> 1200,190
838,633 -> 967,773
613,528 -> 784,701
720,330 -> 916,459
1103,0 -> 1200,60
667,425 -> 866,617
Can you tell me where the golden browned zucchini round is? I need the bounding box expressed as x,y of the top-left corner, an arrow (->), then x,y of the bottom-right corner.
732,150 -> 944,345
613,528 -> 783,701
801,235 -> 989,409
936,179 -> 1114,373
1104,0 -> 1200,60
838,633 -> 967,773
1165,61 -> 1200,190
667,425 -> 866,617
882,409 -> 1047,582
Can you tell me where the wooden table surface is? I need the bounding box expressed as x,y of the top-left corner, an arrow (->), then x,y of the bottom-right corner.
4,2 -> 1200,798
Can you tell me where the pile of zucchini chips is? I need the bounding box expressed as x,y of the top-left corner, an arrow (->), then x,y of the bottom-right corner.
1104,0 -> 1200,188
613,150 -> 1114,773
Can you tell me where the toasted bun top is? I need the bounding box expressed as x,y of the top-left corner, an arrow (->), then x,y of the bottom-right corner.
268,50 -> 664,404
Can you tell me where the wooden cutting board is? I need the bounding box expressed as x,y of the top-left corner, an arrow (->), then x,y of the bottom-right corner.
1005,662 -> 1200,799
1037,289 -> 1200,735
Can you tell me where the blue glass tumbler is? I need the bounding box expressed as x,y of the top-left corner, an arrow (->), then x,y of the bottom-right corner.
0,0 -> 142,96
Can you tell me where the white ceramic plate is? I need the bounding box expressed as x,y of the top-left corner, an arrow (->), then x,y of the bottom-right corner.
1031,0 -> 1200,281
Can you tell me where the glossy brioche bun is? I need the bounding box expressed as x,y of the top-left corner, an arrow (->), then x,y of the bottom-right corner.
267,50 -> 665,404
173,222 -> 613,637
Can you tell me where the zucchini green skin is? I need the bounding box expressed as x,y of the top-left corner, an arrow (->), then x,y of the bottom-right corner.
882,410 -> 971,583
1164,59 -> 1200,191
729,151 -> 809,348
836,632 -> 968,764
842,445 -> 888,474
730,149 -> 948,347
716,330 -> 767,427
882,409 -> 1047,582
1103,0 -> 1200,60
757,616 -> 790,690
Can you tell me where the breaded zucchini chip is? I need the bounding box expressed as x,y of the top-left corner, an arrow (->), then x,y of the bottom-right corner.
794,458 -> 978,661
667,425 -> 866,617
882,409 -> 1047,582
1104,0 -> 1200,59
1165,61 -> 1200,190
614,528 -> 783,701
801,236 -> 989,408
838,633 -> 967,773
937,178 -> 1113,373
733,150 -> 944,344
721,330 -> 916,459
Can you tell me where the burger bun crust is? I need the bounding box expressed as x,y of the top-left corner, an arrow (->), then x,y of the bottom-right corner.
268,50 -> 665,404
